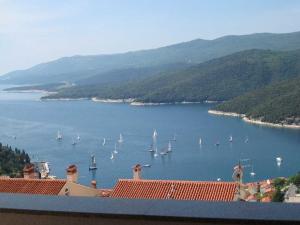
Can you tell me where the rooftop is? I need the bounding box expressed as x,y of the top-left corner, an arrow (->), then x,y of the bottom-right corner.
110,179 -> 238,201
0,178 -> 66,195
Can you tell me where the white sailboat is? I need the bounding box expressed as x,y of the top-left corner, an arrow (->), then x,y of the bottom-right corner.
172,133 -> 177,141
56,131 -> 62,140
102,138 -> 106,146
276,157 -> 282,166
110,152 -> 114,160
245,136 -> 249,143
153,129 -> 158,139
199,138 -> 202,145
77,134 -> 80,141
229,135 -> 233,142
113,143 -> 118,154
148,143 -> 155,152
89,155 -> 97,170
153,147 -> 158,157
250,165 -> 256,177
167,141 -> 172,152
118,133 -> 123,143
71,138 -> 77,146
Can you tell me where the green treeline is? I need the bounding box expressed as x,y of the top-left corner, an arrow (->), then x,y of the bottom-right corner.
0,143 -> 30,177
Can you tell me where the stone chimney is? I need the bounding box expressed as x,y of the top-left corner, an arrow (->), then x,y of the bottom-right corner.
91,180 -> 97,189
23,164 -> 35,179
133,164 -> 142,180
66,165 -> 78,183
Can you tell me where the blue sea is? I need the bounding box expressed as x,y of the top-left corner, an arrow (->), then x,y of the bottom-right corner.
0,87 -> 299,188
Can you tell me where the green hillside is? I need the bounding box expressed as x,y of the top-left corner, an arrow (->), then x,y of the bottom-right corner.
44,49 -> 300,102
214,78 -> 300,125
2,31 -> 300,85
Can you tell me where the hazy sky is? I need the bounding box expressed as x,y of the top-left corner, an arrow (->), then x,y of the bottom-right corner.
1,0 -> 300,74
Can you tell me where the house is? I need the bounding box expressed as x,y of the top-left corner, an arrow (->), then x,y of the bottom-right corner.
110,164 -> 239,201
0,164 -> 107,197
285,184 -> 300,203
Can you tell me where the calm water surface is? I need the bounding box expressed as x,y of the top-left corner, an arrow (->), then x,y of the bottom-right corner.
0,88 -> 299,188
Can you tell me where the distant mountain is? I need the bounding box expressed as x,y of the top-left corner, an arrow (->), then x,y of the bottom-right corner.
2,31 -> 300,85
44,49 -> 300,103
214,78 -> 300,125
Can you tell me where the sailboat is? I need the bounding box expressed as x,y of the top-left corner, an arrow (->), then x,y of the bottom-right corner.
118,133 -> 123,143
167,141 -> 172,152
113,143 -> 118,154
153,129 -> 158,139
229,135 -> 233,142
148,143 -> 155,152
56,131 -> 62,140
77,134 -> 80,141
250,165 -> 256,177
172,133 -> 177,141
102,138 -> 106,146
153,147 -> 158,157
199,138 -> 202,145
276,157 -> 282,166
71,138 -> 77,146
245,136 -> 249,143
110,152 -> 114,160
89,155 -> 97,170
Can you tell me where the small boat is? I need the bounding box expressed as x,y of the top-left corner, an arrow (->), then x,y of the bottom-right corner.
229,135 -> 233,142
245,136 -> 249,143
71,139 -> 77,146
102,138 -> 106,146
276,157 -> 282,166
167,141 -> 172,152
250,166 -> 256,177
172,134 -> 177,141
13,135 -> 17,140
199,138 -> 202,145
148,144 -> 155,152
153,148 -> 158,157
143,164 -> 151,168
89,155 -> 97,170
56,131 -> 62,140
160,151 -> 168,156
217,178 -> 221,181
110,152 -> 114,160
113,143 -> 118,154
215,141 -> 220,146
77,134 -> 80,141
118,133 -> 123,143
153,129 -> 158,139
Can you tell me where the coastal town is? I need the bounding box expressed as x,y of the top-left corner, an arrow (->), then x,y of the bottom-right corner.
0,162 -> 299,203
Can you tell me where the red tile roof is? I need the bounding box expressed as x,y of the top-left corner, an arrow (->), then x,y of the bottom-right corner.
111,179 -> 237,201
0,178 -> 66,195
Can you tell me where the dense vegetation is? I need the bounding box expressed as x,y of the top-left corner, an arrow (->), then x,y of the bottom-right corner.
2,31 -> 300,85
0,143 -> 30,177
44,49 -> 300,104
215,78 -> 300,125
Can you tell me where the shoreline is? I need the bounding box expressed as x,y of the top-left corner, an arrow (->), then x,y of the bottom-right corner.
208,110 -> 300,129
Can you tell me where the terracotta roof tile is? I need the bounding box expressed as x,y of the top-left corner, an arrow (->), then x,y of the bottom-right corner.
111,179 -> 237,201
0,178 -> 66,195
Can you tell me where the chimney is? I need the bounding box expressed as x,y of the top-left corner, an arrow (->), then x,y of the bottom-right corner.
133,164 -> 142,180
66,165 -> 78,183
91,180 -> 97,189
23,164 -> 35,179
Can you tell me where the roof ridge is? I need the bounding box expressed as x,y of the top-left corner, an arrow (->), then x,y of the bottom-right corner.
118,179 -> 236,185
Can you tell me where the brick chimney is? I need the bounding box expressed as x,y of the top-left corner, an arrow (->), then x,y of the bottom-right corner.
66,165 -> 78,183
91,180 -> 97,189
133,164 -> 142,180
23,164 -> 35,179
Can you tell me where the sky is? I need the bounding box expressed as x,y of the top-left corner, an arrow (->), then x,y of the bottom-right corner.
1,0 -> 300,75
